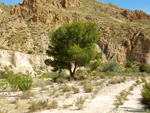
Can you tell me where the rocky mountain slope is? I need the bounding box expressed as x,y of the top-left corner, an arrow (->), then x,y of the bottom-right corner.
0,0 -> 150,74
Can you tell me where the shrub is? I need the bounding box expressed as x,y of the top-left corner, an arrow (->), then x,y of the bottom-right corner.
131,66 -> 139,72
76,69 -> 87,80
141,79 -> 150,107
0,80 -> 9,91
8,74 -> 32,91
125,60 -> 132,68
62,84 -> 72,92
72,86 -> 79,93
101,62 -> 122,72
27,50 -> 33,54
125,66 -> 139,73
29,100 -> 49,112
40,71 -> 68,82
139,63 -> 150,73
75,97 -> 86,109
39,72 -> 59,79
84,83 -> 93,93
49,100 -> 58,109
17,75 -> 33,91
20,91 -> 34,99
56,77 -> 67,83
0,71 -> 12,79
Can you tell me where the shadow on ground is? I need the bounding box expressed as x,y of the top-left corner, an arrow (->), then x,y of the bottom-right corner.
120,107 -> 146,113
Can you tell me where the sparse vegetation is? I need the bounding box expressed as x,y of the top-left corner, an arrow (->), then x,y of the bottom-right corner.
141,79 -> 150,108
62,84 -> 72,92
100,62 -> 122,73
49,100 -> 58,109
125,60 -> 133,68
72,86 -> 80,93
7,74 -> 32,91
139,63 -> 150,73
83,83 -> 93,93
29,100 -> 49,112
75,97 -> 86,109
20,90 -> 34,99
114,90 -> 131,108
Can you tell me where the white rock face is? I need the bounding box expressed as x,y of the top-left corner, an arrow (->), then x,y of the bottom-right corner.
0,49 -> 52,76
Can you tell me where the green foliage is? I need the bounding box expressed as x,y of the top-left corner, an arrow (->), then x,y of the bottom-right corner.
125,60 -> 132,68
45,21 -> 101,78
142,79 -> 150,107
0,71 -> 12,79
125,66 -> 139,73
27,50 -> 33,54
40,71 -> 68,82
101,62 -> 122,72
131,66 -> 139,72
7,74 -> 32,91
17,75 -> 33,91
75,69 -> 87,80
139,63 -> 150,73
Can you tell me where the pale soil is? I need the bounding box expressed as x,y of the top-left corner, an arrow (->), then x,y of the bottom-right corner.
45,81 -> 135,113
116,85 -> 146,113
0,75 -> 148,113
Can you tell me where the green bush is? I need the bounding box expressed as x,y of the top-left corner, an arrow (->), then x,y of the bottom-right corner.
8,74 -> 32,91
139,63 -> 150,73
125,66 -> 139,73
101,62 -> 122,73
75,69 -> 87,80
27,50 -> 33,54
39,71 -> 68,82
0,71 -> 12,79
17,75 -> 33,91
141,79 -> 150,108
131,66 -> 139,72
125,60 -> 132,68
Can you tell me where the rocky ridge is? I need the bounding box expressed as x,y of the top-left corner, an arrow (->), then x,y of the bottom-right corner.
0,0 -> 150,74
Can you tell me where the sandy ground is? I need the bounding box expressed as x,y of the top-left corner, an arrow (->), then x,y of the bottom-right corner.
41,80 -> 144,113
0,76 -> 147,113
117,85 -> 146,113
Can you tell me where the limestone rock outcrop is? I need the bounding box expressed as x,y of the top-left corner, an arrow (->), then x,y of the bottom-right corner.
121,10 -> 150,21
61,0 -> 81,8
0,49 -> 52,76
10,0 -> 73,24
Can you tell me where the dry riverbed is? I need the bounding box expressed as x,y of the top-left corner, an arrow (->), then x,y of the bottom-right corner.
0,73 -> 148,113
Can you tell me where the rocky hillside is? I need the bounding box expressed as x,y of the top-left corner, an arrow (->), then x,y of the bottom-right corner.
0,0 -> 150,66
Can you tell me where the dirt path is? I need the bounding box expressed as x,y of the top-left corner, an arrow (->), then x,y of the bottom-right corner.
41,80 -> 136,113
116,85 -> 146,113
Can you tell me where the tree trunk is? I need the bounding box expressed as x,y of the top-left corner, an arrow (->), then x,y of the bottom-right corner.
69,62 -> 77,80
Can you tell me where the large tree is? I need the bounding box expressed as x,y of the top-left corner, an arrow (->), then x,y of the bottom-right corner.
45,21 -> 101,79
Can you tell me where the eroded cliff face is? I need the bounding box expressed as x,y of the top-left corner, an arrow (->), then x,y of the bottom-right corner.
0,49 -> 52,76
